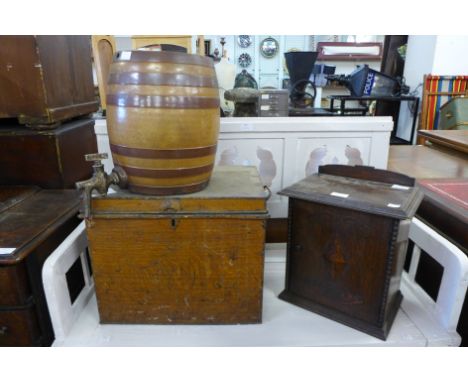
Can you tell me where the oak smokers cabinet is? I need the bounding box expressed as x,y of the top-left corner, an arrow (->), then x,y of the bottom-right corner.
278,165 -> 424,340
83,166 -> 268,325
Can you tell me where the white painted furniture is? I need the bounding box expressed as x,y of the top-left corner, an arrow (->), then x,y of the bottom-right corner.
404,218 -> 468,345
94,116 -> 392,217
42,222 -> 94,341
44,217 -> 466,346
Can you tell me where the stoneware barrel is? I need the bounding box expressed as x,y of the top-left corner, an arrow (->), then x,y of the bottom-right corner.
106,50 -> 220,195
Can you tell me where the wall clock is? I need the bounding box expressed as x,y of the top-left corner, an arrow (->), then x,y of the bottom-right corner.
260,37 -> 279,58
237,35 -> 252,48
238,53 -> 252,68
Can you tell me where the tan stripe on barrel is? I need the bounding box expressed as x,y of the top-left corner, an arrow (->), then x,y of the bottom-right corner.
107,51 -> 220,195
127,172 -> 211,187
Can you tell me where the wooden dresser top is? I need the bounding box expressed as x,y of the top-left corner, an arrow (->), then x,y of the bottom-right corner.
0,187 -> 80,264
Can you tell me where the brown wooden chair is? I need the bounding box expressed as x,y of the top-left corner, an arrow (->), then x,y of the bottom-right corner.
130,35 -> 205,55
91,35 -> 116,112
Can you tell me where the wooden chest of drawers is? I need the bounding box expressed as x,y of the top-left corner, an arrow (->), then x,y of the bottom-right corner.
0,187 -> 80,346
85,166 -> 269,325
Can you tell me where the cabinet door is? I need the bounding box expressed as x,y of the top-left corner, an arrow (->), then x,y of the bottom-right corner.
287,199 -> 392,324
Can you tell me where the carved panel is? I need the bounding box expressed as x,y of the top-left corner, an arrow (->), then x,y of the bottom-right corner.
297,137 -> 371,181
216,138 -> 283,193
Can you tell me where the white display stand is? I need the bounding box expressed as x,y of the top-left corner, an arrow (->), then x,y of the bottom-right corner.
44,217 -> 466,347
52,262 -> 430,347
94,116 -> 392,217
41,116 -> 466,347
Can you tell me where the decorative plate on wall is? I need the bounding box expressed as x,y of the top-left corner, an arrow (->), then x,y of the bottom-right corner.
260,37 -> 279,58
237,35 -> 252,48
238,53 -> 252,68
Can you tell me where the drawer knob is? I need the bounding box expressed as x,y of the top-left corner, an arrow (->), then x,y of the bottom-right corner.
0,326 -> 8,336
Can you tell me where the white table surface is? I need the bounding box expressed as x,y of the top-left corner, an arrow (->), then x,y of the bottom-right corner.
53,246 -> 460,347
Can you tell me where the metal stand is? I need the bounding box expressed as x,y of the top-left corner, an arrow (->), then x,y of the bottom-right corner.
329,95 -> 420,145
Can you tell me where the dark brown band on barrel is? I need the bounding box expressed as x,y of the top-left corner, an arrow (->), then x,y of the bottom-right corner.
108,72 -> 218,88
111,143 -> 217,159
115,51 -> 214,68
107,94 -> 220,109
122,163 -> 214,178
128,180 -> 209,196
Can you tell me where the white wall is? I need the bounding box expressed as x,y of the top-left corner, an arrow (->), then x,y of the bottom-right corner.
397,35 -> 468,142
114,36 -> 132,51
196,35 -> 383,89
432,36 -> 468,75
112,35 -> 382,86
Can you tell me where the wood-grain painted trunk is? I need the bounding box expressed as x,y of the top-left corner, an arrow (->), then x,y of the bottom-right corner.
84,166 -> 268,324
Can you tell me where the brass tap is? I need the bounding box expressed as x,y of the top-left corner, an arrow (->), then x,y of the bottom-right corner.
76,153 -> 127,219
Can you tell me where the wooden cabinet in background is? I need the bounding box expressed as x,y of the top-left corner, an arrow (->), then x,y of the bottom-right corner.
0,36 -> 98,127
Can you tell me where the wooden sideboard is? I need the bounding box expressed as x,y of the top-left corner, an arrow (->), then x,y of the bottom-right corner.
94,116 -> 392,218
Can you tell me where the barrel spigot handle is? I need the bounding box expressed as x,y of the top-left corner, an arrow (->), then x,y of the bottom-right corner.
85,153 -> 108,167
76,153 -> 128,219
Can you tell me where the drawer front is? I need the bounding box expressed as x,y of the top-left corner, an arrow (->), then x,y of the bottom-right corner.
0,263 -> 32,306
0,306 -> 41,347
